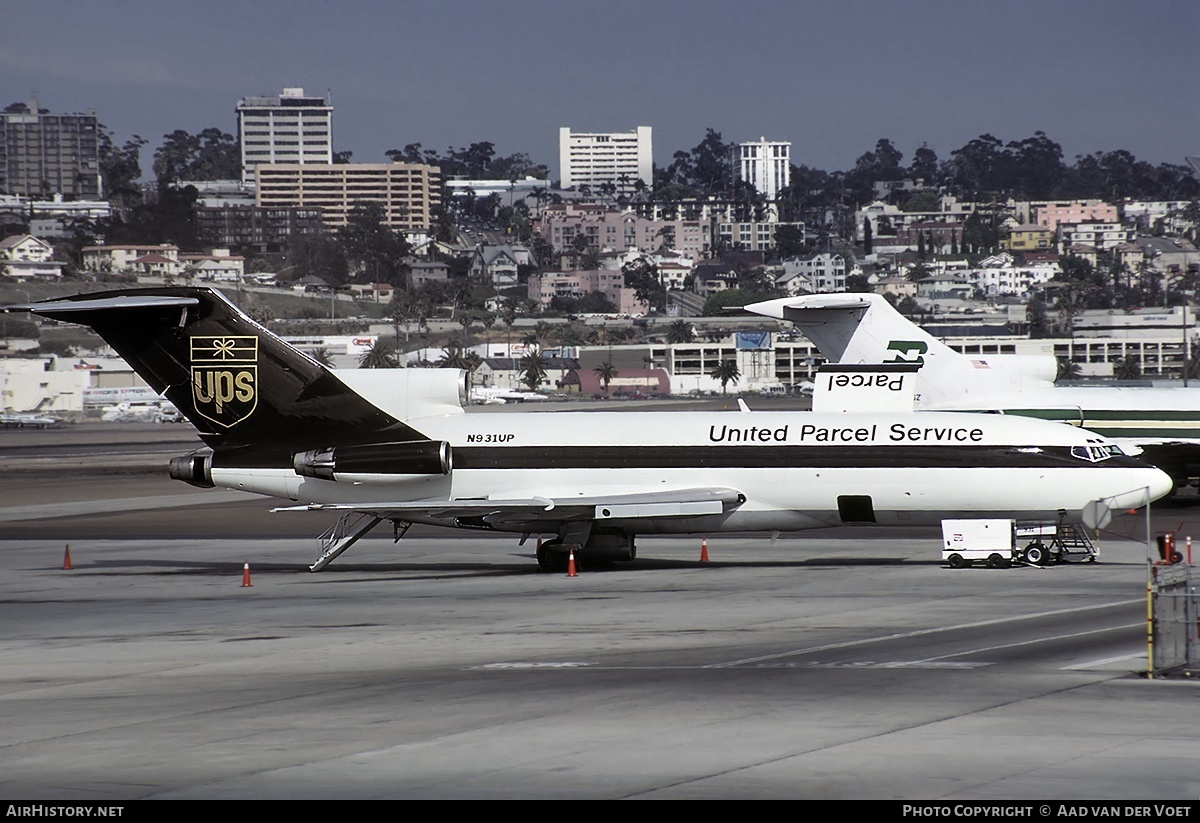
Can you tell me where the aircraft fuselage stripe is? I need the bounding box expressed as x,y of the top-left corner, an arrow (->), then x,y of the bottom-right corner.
449,445 -> 1137,471
210,443 -> 1141,472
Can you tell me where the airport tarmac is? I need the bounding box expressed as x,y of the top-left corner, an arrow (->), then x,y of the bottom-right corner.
1,423 -> 1199,800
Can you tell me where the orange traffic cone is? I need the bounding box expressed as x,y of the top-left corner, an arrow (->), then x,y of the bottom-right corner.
700,536 -> 710,563
62,544 -> 72,570
241,561 -> 253,587
566,548 -> 578,577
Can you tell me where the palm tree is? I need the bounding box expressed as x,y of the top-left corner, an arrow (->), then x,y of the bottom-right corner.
501,300 -> 518,343
1055,358 -> 1082,383
438,343 -> 470,370
358,339 -> 398,369
709,359 -> 740,395
480,312 -> 496,354
667,320 -> 695,344
1113,356 -> 1143,381
520,350 -> 548,392
526,186 -> 549,218
310,347 -> 333,367
593,360 -> 619,395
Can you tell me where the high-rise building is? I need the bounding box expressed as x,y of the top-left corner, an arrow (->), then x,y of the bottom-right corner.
254,162 -> 441,234
236,87 -> 333,184
559,127 -> 652,194
735,138 -> 790,201
0,100 -> 100,200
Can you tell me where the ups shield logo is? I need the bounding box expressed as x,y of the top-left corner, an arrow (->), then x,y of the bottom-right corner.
190,336 -> 258,428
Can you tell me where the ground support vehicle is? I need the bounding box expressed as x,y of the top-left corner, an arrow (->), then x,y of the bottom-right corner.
942,519 -> 1097,568
1015,523 -> 1097,565
942,519 -> 1016,568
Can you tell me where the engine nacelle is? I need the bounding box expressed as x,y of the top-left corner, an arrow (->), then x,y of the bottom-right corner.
169,453 -> 214,488
293,440 -> 452,481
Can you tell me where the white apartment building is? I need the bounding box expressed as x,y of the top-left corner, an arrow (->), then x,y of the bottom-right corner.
1121,200 -> 1195,234
962,252 -> 1057,297
0,234 -> 63,278
735,138 -> 790,200
1058,221 -> 1135,253
237,87 -> 333,184
179,249 -> 245,282
559,127 -> 652,194
81,244 -> 180,275
774,253 -> 846,295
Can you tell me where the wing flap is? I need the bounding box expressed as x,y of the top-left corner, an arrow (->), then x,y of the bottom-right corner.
273,486 -> 745,526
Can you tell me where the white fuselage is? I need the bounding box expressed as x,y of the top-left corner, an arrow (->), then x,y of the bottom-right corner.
209,409 -> 1173,534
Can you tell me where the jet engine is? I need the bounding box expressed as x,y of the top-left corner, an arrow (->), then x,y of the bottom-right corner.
293,439 -> 452,481
168,453 -> 214,488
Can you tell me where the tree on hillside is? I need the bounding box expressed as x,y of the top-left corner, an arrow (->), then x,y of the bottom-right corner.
388,141 -> 549,181
336,201 -> 411,284
846,138 -> 905,203
774,224 -> 807,259
622,257 -> 666,312
909,143 -> 940,182
284,233 -> 349,286
659,128 -> 733,194
104,184 -> 199,248
152,128 -> 239,187
98,126 -> 147,214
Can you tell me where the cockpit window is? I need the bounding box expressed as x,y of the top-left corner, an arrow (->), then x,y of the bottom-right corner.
1070,444 -> 1123,463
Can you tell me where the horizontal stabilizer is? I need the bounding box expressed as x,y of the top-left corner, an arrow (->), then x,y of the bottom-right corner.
5,295 -> 199,316
744,294 -> 872,361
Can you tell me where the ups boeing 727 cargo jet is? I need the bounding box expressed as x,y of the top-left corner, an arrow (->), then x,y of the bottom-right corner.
4,288 -> 1172,571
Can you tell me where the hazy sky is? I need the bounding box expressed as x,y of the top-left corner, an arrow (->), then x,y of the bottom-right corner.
3,0 -> 1197,178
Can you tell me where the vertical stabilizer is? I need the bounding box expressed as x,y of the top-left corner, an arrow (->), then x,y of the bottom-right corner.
745,293 -> 1057,407
4,287 -> 423,456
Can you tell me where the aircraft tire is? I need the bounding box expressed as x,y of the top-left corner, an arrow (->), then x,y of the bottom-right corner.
1024,543 -> 1046,566
536,539 -> 568,573
1170,551 -> 1184,565
947,554 -> 964,569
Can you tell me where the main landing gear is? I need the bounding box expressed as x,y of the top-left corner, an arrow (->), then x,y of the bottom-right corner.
536,539 -> 570,573
534,530 -> 637,572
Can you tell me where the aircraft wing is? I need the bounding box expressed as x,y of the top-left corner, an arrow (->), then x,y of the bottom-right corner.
274,486 -> 746,528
